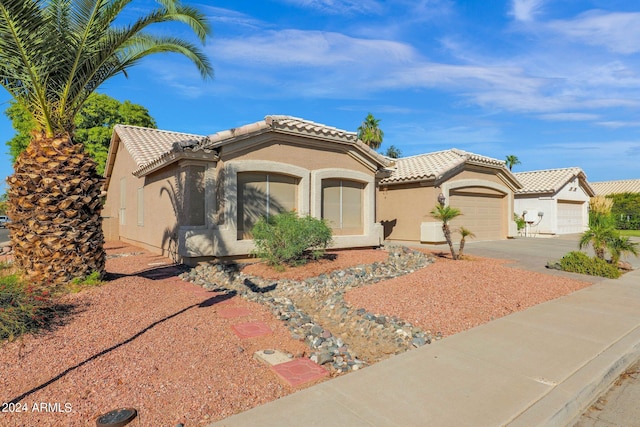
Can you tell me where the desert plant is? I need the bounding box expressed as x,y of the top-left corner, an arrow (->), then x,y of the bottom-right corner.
559,251 -> 621,279
430,204 -> 462,260
0,275 -> 54,342
513,213 -> 526,233
589,196 -> 614,227
251,211 -> 333,270
458,227 -> 475,259
608,235 -> 639,265
579,224 -> 618,260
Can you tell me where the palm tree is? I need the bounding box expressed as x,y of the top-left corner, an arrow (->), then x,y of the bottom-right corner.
579,224 -> 618,260
384,144 -> 402,159
505,155 -> 521,171
608,235 -> 638,265
458,226 -> 475,259
430,204 -> 462,260
0,0 -> 213,285
357,113 -> 384,150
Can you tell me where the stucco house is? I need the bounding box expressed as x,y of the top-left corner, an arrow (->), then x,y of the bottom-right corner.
377,149 -> 522,243
102,115 -> 390,264
513,167 -> 595,236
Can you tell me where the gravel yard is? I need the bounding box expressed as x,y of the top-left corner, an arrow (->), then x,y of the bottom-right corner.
0,242 -> 592,426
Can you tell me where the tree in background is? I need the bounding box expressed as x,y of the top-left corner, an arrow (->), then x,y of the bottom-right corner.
607,192 -> 640,230
357,113 -> 384,150
505,154 -> 521,171
384,144 -> 402,159
0,0 -> 213,285
5,94 -> 156,175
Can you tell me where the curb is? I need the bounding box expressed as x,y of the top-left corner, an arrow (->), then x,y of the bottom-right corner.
507,326 -> 640,426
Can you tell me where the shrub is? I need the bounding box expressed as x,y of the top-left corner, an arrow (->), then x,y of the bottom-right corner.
559,251 -> 621,279
0,275 -> 54,342
251,211 -> 333,270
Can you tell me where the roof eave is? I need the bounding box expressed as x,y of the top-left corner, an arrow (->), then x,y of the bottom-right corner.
133,149 -> 219,177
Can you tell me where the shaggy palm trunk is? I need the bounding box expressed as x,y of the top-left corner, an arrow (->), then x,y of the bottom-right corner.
443,224 -> 457,260
6,136 -> 106,285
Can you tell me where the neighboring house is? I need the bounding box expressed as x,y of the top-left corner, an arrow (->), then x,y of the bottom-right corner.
590,179 -> 640,196
377,149 -> 522,243
102,115 -> 390,264
514,167 -> 595,235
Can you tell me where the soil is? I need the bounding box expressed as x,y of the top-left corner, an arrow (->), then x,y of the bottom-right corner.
0,242 -> 592,426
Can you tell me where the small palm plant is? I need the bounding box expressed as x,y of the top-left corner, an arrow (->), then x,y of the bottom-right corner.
430,204 -> 462,260
579,224 -> 617,260
608,235 -> 639,266
458,227 -> 476,259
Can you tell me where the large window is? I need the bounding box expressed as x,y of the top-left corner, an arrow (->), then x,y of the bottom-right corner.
237,172 -> 298,239
321,179 -> 364,235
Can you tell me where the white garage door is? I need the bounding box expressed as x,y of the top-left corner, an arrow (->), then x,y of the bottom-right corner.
449,190 -> 506,241
557,201 -> 584,234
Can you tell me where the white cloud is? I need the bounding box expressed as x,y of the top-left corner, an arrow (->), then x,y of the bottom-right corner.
275,0 -> 383,15
596,121 -> 640,129
538,113 -> 599,121
212,30 -> 416,68
547,10 -> 640,54
510,0 -> 545,22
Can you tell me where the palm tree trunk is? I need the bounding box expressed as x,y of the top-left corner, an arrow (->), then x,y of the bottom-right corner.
443,224 -> 457,260
459,237 -> 466,259
6,136 -> 106,285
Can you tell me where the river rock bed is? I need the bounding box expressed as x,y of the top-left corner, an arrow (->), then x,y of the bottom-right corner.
180,246 -> 438,373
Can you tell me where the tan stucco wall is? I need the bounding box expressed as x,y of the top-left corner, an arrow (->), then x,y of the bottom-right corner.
103,140 -> 180,256
377,183 -> 439,241
223,139 -> 374,176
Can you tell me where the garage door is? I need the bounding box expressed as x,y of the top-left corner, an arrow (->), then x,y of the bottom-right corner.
449,190 -> 505,241
557,201 -> 584,234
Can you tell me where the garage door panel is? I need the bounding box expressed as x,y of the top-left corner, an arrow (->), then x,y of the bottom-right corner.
449,192 -> 505,241
557,201 -> 584,234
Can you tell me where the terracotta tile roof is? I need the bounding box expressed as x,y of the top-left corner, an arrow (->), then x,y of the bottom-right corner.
380,149 -> 508,184
113,124 -> 206,173
514,167 -> 595,196
591,179 -> 640,195
200,115 -> 390,167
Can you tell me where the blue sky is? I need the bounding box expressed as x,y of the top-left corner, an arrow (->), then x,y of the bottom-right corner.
2,0 -> 640,192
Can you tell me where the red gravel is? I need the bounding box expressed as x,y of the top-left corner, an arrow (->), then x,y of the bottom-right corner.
0,243 -> 307,426
0,243 -> 592,426
345,251 -> 592,337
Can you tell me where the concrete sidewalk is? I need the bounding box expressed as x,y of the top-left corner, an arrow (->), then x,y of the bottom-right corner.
209,268 -> 640,426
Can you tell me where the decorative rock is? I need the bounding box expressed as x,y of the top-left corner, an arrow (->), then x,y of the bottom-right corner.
181,245 -> 436,373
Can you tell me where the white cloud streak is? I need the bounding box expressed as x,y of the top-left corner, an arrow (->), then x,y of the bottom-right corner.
510,0 -> 545,22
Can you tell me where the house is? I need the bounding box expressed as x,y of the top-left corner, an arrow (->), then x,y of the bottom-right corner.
513,167 -> 595,235
377,149 -> 522,243
102,115 -> 390,264
590,179 -> 640,196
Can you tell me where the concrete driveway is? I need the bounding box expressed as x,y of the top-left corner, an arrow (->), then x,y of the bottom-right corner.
415,234 -> 640,284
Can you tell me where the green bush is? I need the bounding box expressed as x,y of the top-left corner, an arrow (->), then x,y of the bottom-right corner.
0,275 -> 54,342
251,211 -> 333,270
559,251 -> 621,279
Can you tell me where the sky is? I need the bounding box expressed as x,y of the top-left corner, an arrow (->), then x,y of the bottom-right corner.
2,0 -> 640,192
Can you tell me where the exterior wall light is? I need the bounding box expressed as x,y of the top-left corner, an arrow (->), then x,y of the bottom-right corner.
437,193 -> 446,206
